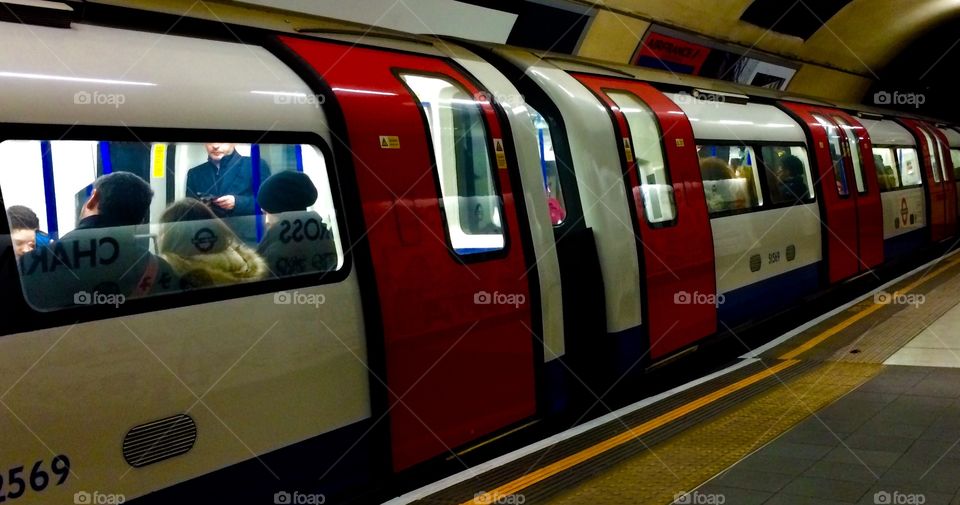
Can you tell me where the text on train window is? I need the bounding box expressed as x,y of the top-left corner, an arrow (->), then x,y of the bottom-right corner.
606,90 -> 677,225
697,144 -> 763,214
897,148 -> 923,187
1,140 -> 343,311
918,128 -> 942,183
400,74 -> 505,255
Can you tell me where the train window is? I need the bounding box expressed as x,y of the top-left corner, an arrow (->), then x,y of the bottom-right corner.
697,144 -> 763,214
897,148 -> 923,187
833,117 -> 866,194
918,129 -> 942,183
606,91 -> 676,224
0,140 -> 343,311
872,147 -> 902,191
812,114 -> 849,196
400,74 -> 505,255
952,149 -> 960,180
529,107 -> 567,226
759,146 -> 814,205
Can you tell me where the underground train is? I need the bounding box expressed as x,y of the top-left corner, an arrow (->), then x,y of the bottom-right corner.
0,3 -> 958,504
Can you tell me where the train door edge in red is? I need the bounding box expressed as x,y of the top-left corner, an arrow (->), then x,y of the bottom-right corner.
571,72 -> 717,360
278,35 -> 537,471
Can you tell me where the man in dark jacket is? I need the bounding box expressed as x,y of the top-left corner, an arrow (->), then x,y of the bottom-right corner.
19,172 -> 177,309
256,171 -> 337,277
186,143 -> 271,244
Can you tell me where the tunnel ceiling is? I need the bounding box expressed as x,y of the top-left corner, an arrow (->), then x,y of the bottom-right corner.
589,0 -> 960,78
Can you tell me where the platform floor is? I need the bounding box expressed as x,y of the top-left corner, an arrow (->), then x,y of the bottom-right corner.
387,252 -> 960,505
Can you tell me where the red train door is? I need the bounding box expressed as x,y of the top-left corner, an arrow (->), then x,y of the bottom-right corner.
572,73 -> 716,359
927,123 -> 958,237
280,36 -> 536,471
780,102 -> 877,282
832,113 -> 884,269
901,119 -> 952,241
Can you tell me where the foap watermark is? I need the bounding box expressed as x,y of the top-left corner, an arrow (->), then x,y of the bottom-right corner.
474,290 -> 526,308
473,491 -> 526,505
74,91 -> 126,108
274,490 -> 326,504
272,92 -> 326,108
874,490 -> 926,505
674,290 -> 725,307
672,91 -> 724,108
474,91 -> 525,108
873,91 -> 926,108
74,290 -> 125,308
674,490 -> 726,505
274,291 -> 326,307
874,291 -> 925,308
74,491 -> 126,504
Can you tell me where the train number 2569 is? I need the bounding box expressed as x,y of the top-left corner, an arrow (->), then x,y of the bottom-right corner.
0,455 -> 70,502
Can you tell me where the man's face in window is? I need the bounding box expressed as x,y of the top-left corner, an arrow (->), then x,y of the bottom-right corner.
205,143 -> 236,162
11,228 -> 35,258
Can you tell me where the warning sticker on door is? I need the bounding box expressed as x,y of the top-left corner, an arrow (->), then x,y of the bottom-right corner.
623,137 -> 634,163
379,136 -> 400,149
493,138 -> 507,169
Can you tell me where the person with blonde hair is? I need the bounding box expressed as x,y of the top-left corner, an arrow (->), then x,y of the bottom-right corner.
159,198 -> 267,289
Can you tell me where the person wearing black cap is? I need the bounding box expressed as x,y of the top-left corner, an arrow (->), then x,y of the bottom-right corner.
256,171 -> 337,277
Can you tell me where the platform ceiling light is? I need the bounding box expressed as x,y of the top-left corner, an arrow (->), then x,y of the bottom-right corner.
0,71 -> 156,86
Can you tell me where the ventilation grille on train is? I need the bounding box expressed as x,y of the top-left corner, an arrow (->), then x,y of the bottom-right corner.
123,414 -> 197,468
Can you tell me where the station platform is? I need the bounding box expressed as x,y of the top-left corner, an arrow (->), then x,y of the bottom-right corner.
386,251 -> 960,505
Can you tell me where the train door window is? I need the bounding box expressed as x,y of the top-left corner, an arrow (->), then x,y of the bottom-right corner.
400,74 -> 505,255
872,147 -> 901,191
0,139 -> 343,311
759,145 -> 814,204
528,107 -> 567,226
897,148 -> 923,187
697,144 -> 763,214
918,129 -> 942,183
812,114 -> 850,196
934,134 -> 950,181
606,90 -> 676,224
952,149 -> 960,180
834,117 -> 867,193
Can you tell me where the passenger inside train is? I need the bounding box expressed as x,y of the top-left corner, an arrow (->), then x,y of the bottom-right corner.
256,171 -> 338,276
158,198 -> 268,289
762,148 -> 812,203
17,172 -> 180,308
7,204 -> 46,260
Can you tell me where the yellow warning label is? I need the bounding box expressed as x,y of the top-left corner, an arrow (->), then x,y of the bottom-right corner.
675,138 -> 685,148
493,138 -> 507,169
151,144 -> 166,178
623,137 -> 634,163
379,136 -> 400,149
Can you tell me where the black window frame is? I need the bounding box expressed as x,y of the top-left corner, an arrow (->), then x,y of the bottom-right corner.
0,124 -> 352,332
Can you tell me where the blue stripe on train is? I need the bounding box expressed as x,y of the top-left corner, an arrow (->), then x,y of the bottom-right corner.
718,263 -> 821,328
884,228 -> 927,260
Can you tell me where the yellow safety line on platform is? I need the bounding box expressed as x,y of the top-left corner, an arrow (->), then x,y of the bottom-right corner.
779,255 -> 960,360
462,359 -> 800,505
